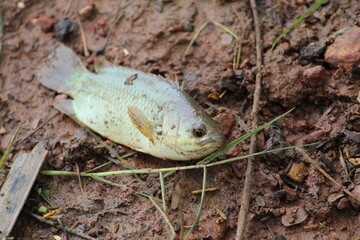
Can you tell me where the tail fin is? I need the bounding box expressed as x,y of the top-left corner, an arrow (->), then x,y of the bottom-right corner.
37,45 -> 86,96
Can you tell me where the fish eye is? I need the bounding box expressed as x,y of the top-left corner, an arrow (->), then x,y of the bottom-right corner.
192,124 -> 207,138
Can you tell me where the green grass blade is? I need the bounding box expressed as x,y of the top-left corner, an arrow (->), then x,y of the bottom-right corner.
90,175 -> 123,188
41,143 -> 317,177
148,195 -> 176,240
159,172 -> 171,239
271,0 -> 325,50
184,166 -> 207,240
206,143 -> 318,167
197,108 -> 294,165
184,20 -> 237,56
212,21 -> 238,39
184,21 -> 209,56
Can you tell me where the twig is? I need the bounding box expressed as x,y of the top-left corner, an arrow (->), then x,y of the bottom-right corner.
64,0 -> 73,15
236,0 -> 263,238
18,112 -> 58,144
338,148 -> 351,183
0,7 -> 3,53
76,14 -> 90,57
295,147 -> 360,203
0,122 -> 22,169
0,86 -> 16,94
96,1 -> 129,55
233,114 -> 250,133
26,211 -> 96,240
74,162 -> 83,192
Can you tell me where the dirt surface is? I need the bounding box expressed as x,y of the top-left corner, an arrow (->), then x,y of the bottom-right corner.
1,0 -> 360,239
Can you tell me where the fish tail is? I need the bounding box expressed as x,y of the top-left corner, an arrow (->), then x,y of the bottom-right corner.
37,45 -> 87,96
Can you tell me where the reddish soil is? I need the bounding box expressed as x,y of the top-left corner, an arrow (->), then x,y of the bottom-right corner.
1,0 -> 360,239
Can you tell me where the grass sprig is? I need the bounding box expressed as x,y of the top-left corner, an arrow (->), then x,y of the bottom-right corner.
271,0 -> 325,50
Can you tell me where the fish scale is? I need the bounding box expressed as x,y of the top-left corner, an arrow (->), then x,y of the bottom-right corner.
38,44 -> 225,160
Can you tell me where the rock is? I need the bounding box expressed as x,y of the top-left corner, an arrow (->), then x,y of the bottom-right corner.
303,65 -> 328,87
337,197 -> 351,210
349,185 -> 360,210
281,207 -> 308,227
263,64 -> 306,107
38,16 -> 55,32
304,130 -> 324,143
54,18 -> 77,42
314,206 -> 331,221
0,126 -> 6,134
212,109 -> 235,136
325,26 -> 360,74
220,33 -> 233,46
17,1 -> 25,9
270,189 -> 286,201
344,130 -> 360,144
97,27 -> 107,37
299,42 -> 326,66
327,192 -> 344,203
286,162 -> 308,183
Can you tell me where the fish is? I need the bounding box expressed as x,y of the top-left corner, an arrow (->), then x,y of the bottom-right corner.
37,45 -> 225,161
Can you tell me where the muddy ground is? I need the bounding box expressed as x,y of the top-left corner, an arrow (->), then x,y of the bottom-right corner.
1,0 -> 360,239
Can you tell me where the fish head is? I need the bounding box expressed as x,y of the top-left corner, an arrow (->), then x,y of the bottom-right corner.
162,106 -> 225,160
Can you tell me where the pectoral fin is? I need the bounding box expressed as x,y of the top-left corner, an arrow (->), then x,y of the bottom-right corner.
128,106 -> 154,143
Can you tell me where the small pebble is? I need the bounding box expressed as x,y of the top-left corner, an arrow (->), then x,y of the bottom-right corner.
54,18 -> 77,42
337,197 -> 351,210
296,120 -> 309,131
286,162 -> 308,183
98,28 -> 108,37
220,33 -> 233,46
325,26 -> 360,73
139,173 -> 148,181
303,65 -> 328,86
38,16 -> 55,32
97,19 -> 106,26
17,1 -> 26,9
270,189 -> 286,201
304,130 -> 324,143
349,185 -> 360,209
86,57 -> 94,64
299,42 -> 326,66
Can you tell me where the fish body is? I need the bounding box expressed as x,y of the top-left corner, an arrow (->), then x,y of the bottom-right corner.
38,45 -> 225,160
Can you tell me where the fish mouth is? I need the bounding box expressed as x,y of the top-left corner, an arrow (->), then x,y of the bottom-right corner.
197,134 -> 225,148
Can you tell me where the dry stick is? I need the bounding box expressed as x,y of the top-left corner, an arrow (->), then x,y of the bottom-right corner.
75,162 -> 83,193
0,122 -> 22,169
295,147 -> 360,203
235,0 -> 263,239
77,14 -> 90,57
26,211 -> 96,240
18,112 -> 58,144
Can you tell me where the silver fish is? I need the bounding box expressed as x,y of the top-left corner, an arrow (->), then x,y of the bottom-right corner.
38,45 -> 225,160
